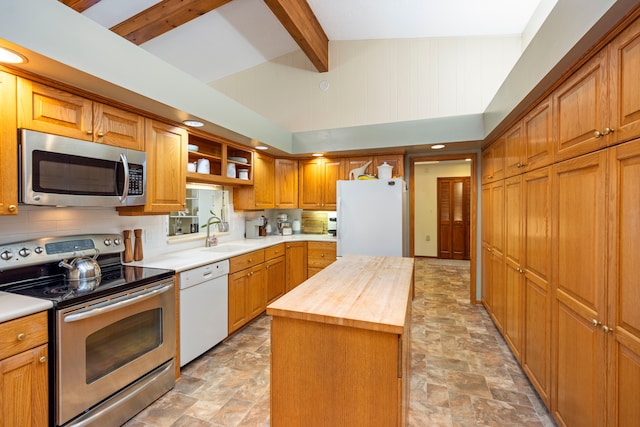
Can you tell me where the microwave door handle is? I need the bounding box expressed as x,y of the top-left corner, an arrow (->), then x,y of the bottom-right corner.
119,153 -> 130,203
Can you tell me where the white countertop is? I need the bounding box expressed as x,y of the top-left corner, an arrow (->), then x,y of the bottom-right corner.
0,292 -> 53,323
128,234 -> 337,273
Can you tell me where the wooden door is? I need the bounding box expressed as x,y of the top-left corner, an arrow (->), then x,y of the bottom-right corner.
17,78 -> 93,141
523,97 -> 554,172
228,269 -> 249,334
504,175 -> 523,359
437,177 -> 470,259
489,180 -> 506,331
522,167 -> 553,406
285,242 -> 307,292
139,120 -> 187,213
298,159 -> 323,209
607,139 -> 640,426
551,151 -> 607,427
504,123 -> 524,178
265,256 -> 286,304
0,344 -> 48,427
609,17 -> 640,145
247,264 -> 266,319
0,71 -> 18,215
251,152 -> 275,209
321,158 -> 344,209
275,158 -> 298,208
553,49 -> 609,162
93,103 -> 145,150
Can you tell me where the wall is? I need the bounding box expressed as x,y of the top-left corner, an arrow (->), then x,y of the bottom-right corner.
212,36 -> 521,133
414,161 -> 471,257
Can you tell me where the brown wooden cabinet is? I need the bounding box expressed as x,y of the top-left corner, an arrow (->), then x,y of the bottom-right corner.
228,249 -> 266,334
0,311 -> 49,427
607,139 -> 640,427
551,150 -> 608,427
265,244 -> 286,305
307,241 -> 336,277
119,120 -> 187,215
298,158 -> 344,210
521,167 -> 552,406
274,158 -> 298,208
285,241 -> 307,292
234,152 -> 274,210
346,154 -> 404,179
17,78 -> 145,150
553,49 -> 609,163
504,123 -> 524,178
522,98 -> 554,172
481,136 -> 505,184
0,70 -> 18,216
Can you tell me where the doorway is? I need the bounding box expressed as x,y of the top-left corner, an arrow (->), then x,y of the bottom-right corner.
409,153 -> 478,304
437,176 -> 471,260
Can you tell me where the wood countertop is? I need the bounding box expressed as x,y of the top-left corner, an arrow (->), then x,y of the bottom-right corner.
266,254 -> 414,334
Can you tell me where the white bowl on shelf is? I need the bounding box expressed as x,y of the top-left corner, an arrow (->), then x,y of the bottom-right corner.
188,144 -> 199,152
228,156 -> 247,163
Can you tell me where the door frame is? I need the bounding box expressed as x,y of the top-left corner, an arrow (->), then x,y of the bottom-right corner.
409,153 -> 478,304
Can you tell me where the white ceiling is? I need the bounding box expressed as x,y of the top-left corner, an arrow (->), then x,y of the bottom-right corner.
81,0 -> 544,84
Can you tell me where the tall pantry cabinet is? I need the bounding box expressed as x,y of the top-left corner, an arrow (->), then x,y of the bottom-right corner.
481,10 -> 640,422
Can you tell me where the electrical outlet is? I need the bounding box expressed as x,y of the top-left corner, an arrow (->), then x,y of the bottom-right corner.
144,229 -> 152,243
426,235 -> 431,241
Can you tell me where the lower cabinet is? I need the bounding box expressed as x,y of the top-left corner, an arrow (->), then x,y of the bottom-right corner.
228,249 -> 266,334
307,241 -> 336,277
285,242 -> 307,292
265,244 -> 286,305
0,312 -> 49,427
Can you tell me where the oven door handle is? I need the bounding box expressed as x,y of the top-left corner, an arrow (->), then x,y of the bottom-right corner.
63,283 -> 172,323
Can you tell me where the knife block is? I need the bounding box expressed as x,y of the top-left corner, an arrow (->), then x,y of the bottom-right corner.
133,229 -> 143,261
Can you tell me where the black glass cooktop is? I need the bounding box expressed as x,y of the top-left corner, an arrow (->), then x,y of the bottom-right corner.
0,255 -> 174,308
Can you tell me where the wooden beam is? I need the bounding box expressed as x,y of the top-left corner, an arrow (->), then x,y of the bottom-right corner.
110,0 -> 232,45
263,0 -> 329,72
59,0 -> 102,13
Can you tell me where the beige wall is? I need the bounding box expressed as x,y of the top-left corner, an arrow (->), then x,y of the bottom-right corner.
212,37 -> 521,133
414,161 -> 471,257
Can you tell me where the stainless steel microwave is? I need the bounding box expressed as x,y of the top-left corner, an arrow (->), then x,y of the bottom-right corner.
20,129 -> 147,207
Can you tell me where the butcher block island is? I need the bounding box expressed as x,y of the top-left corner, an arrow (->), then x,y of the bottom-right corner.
267,254 -> 414,427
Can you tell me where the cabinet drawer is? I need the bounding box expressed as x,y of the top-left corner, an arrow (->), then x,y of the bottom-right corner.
0,311 -> 48,360
229,249 -> 265,274
265,243 -> 285,261
307,242 -> 337,268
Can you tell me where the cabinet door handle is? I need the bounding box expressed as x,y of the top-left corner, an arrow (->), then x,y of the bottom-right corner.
603,127 -> 614,135
594,130 -> 602,138
592,319 -> 601,327
39,356 -> 47,363
16,333 -> 26,341
8,205 -> 16,212
602,325 -> 614,333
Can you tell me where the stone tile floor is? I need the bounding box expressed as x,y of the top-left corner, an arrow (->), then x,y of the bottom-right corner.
126,257 -> 556,426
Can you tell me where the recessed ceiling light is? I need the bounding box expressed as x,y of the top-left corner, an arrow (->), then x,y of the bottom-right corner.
255,145 -> 268,150
465,158 -> 472,162
431,144 -> 445,150
183,120 -> 204,127
0,47 -> 26,64
312,153 -> 324,157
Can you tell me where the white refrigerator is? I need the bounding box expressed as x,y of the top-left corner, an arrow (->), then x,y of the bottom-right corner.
336,178 -> 407,257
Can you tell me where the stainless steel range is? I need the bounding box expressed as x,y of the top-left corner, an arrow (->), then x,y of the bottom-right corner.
0,234 -> 176,427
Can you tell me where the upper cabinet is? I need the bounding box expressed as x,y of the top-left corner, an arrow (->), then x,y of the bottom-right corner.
553,49 -> 609,162
186,134 -> 254,187
503,123 -> 524,178
0,71 -> 18,216
275,158 -> 298,209
234,152 -> 275,210
608,16 -> 640,145
299,158 -> 345,210
481,136 -> 505,184
17,78 -> 145,150
119,120 -> 187,215
522,98 -> 554,172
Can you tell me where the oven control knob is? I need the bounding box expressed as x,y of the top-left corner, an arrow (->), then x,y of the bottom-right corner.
113,238 -> 121,246
18,248 -> 31,257
34,246 -> 43,254
0,250 -> 13,261
104,239 -> 112,246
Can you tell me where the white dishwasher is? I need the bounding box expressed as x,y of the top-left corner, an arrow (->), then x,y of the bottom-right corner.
179,259 -> 230,366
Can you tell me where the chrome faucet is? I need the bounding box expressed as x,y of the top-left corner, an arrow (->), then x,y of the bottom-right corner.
205,215 -> 221,247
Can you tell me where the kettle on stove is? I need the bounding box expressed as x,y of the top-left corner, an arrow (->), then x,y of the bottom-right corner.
59,249 -> 102,290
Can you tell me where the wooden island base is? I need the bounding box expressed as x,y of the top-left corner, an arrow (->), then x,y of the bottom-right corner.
267,255 -> 414,427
